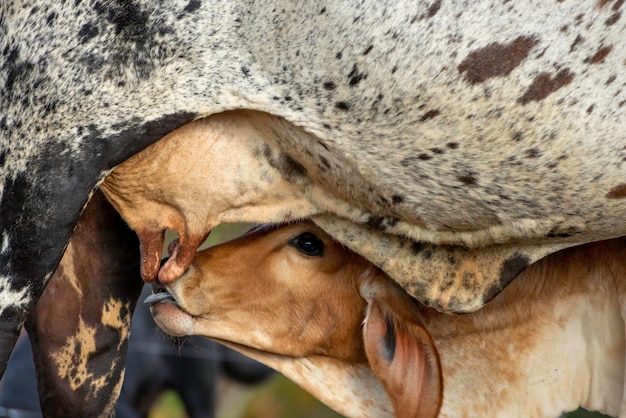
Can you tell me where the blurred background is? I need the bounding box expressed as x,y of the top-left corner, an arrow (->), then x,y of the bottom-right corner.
0,223 -> 612,418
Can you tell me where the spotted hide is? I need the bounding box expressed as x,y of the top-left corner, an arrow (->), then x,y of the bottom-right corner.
1,0 -> 625,405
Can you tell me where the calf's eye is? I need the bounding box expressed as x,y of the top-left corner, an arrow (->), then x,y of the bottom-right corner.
290,232 -> 324,257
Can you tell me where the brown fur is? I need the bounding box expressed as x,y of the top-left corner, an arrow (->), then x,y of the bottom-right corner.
151,222 -> 626,417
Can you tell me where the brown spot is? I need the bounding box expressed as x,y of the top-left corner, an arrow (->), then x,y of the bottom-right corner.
606,74 -> 617,84
598,0 -> 625,8
606,11 -> 621,25
518,69 -> 575,105
585,45 -> 613,64
606,183 -> 626,199
458,36 -> 539,84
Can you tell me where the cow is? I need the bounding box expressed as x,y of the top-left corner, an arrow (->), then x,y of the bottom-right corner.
1,0 -> 625,411
148,221 -> 626,418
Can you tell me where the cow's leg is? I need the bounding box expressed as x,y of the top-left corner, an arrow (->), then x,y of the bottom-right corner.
25,190 -> 143,417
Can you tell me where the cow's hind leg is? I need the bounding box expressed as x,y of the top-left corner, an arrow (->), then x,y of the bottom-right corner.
25,191 -> 143,417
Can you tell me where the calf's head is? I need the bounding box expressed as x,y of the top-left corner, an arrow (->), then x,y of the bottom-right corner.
149,223 -> 442,418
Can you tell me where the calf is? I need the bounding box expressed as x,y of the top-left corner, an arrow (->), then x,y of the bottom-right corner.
148,222 -> 626,418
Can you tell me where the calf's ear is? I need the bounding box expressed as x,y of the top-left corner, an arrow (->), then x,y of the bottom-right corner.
363,293 -> 442,418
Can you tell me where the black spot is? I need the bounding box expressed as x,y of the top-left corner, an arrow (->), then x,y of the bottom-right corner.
363,45 -> 374,55
3,47 -> 35,95
335,51 -> 343,60
319,6 -> 327,14
485,254 -> 530,302
92,1 -> 172,79
366,216 -> 385,230
319,156 -> 331,169
391,194 -> 404,204
94,1 -> 149,40
426,0 -> 442,18
446,142 -> 459,149
381,316 -> 396,363
457,173 -> 478,186
430,148 -> 444,154
417,153 -> 432,161
46,12 -> 57,25
323,81 -> 336,90
78,23 -> 99,44
241,66 -> 250,76
0,151 -> 5,168
335,101 -> 351,111
546,228 -> 578,238
419,109 -> 441,121
462,271 -> 476,290
512,131 -> 523,142
183,0 -> 201,13
411,241 -> 425,254
273,153 -> 307,181
348,64 -> 367,87
79,53 -> 106,74
525,148 -> 542,158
